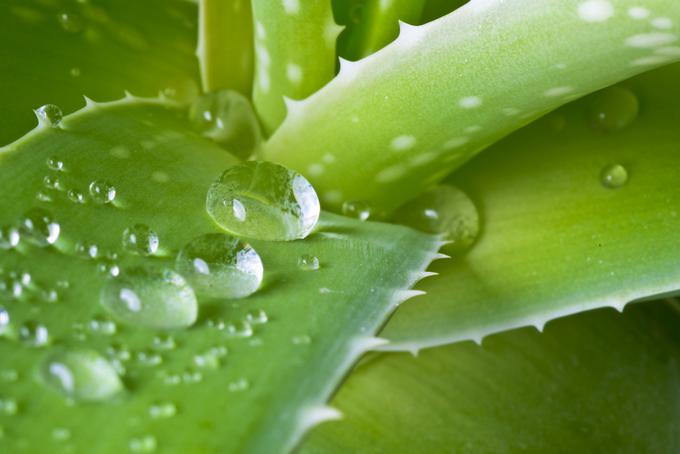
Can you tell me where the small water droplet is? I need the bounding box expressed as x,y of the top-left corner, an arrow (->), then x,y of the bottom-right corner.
297,254 -> 320,271
189,90 -> 262,159
88,316 -> 117,335
175,233 -> 263,299
590,86 -> 639,131
225,320 -> 253,338
57,11 -> 83,33
0,306 -> 10,335
75,241 -> 99,259
136,350 -> 163,367
100,268 -> 197,329
206,161 -> 320,241
35,104 -> 63,127
0,398 -> 18,415
46,156 -> 65,171
149,402 -> 177,419
0,369 -> 18,383
0,226 -> 20,249
342,200 -> 371,221
52,427 -> 71,441
181,369 -> 203,384
292,334 -> 311,345
122,225 -> 159,256
19,208 -> 60,246
70,67 -> 81,77
67,189 -> 86,204
245,309 -> 268,324
129,435 -> 157,453
193,348 -> 223,370
89,180 -> 116,204
393,185 -> 479,256
18,321 -> 49,347
152,334 -> 176,351
228,377 -> 250,392
601,164 -> 628,189
43,174 -> 64,191
40,348 -> 122,402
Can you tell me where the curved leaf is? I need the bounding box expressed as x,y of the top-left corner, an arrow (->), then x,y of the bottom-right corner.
381,63 -> 680,350
0,99 -> 440,452
304,302 -> 680,452
264,0 -> 680,212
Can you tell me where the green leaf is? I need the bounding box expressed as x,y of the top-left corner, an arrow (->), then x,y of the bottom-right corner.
263,0 -> 680,212
0,0 -> 199,145
334,0 -> 426,61
381,63 -> 680,350
251,0 -> 343,132
0,98 -> 440,452
303,302 -> 680,452
197,0 -> 254,95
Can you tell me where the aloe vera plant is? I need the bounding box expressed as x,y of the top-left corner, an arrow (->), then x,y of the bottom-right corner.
2,0 -> 680,452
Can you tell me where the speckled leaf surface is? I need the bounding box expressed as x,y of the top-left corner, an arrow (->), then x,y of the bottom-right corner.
381,63 -> 680,350
0,100 -> 440,453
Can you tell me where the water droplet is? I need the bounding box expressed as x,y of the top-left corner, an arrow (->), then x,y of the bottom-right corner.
18,321 -> 49,347
75,241 -> 99,259
590,86 -> 639,131
0,306 -> 10,335
175,234 -> 263,299
297,254 -> 320,271
228,377 -> 249,392
88,316 -> 117,335
39,348 -> 122,402
43,174 -> 64,191
181,369 -> 203,384
189,90 -> 262,159
292,334 -> 311,345
193,348 -> 223,370
67,189 -> 86,204
129,435 -> 157,453
57,11 -> 83,33
342,200 -> 371,221
19,208 -> 60,246
601,164 -> 628,189
35,104 -> 63,127
70,67 -> 81,77
0,226 -> 20,249
393,185 -> 479,256
149,402 -> 177,419
206,161 -> 320,241
122,224 -> 159,256
0,369 -> 18,382
245,309 -> 268,324
100,267 -> 197,329
89,180 -> 116,204
46,156 -> 65,171
136,350 -> 163,367
225,320 -> 253,338
152,334 -> 176,351
0,398 -> 18,415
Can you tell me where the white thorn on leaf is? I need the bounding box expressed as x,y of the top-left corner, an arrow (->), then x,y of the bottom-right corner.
395,289 -> 426,305
298,405 -> 343,431
353,336 -> 389,352
82,95 -> 96,107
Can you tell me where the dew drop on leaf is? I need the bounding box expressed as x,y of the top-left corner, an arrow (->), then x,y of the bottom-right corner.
225,320 -> 253,338
89,180 -> 116,204
393,185 -> 479,255
99,267 -> 198,329
34,104 -> 63,128
18,321 -> 49,347
149,402 -> 177,419
297,254 -> 320,271
601,164 -> 628,189
39,348 -> 123,402
175,233 -> 263,299
342,200 -> 371,221
0,306 -> 10,335
0,226 -> 20,250
122,224 -> 159,256
67,188 -> 86,204
0,398 -> 18,416
57,11 -> 83,33
206,161 -> 320,241
129,434 -> 157,453
245,309 -> 268,324
19,208 -> 60,246
228,377 -> 250,392
46,156 -> 64,171
189,90 -> 262,159
590,86 -> 639,131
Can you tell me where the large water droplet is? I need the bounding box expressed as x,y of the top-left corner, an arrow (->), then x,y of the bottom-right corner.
0,226 -> 20,250
601,164 -> 628,189
590,86 -> 639,131
100,268 -> 197,329
206,161 -> 320,241
189,90 -> 262,159
175,234 -> 263,299
393,185 -> 479,255
35,104 -> 63,127
39,348 -> 123,402
89,180 -> 116,204
19,208 -> 60,246
122,224 -> 159,256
